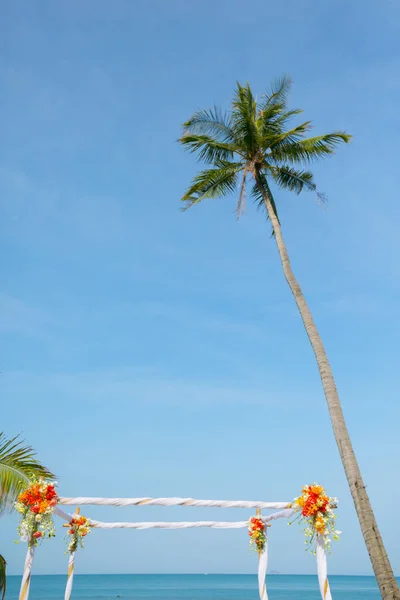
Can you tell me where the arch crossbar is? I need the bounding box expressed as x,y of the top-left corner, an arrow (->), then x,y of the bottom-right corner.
58,497 -> 292,509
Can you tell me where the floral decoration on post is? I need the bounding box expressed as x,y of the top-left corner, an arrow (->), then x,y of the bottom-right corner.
15,480 -> 58,546
292,484 -> 341,553
248,515 -> 267,554
66,513 -> 92,553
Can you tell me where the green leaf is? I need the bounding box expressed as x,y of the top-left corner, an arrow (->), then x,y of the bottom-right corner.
231,82 -> 259,154
0,432 -> 55,514
182,107 -> 235,143
179,133 -> 237,164
181,162 -> 243,209
270,132 -> 352,164
261,75 -> 292,109
270,165 -> 316,194
268,121 -> 313,148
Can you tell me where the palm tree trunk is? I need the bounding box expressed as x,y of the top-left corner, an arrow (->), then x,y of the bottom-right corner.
255,172 -> 399,600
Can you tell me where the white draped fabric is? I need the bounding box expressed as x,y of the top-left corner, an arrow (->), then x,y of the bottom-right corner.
55,507 -> 296,530
316,535 -> 332,600
258,535 -> 268,600
18,545 -> 34,600
64,551 -> 76,600
58,497 -> 291,510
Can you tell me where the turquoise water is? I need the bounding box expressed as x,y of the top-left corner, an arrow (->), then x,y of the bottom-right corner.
6,574 -> 392,599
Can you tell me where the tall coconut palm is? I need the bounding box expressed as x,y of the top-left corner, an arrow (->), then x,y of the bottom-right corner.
178,78 -> 399,600
0,432 -> 55,599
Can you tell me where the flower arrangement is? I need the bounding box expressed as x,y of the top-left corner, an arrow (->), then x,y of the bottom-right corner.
15,480 -> 58,546
66,514 -> 91,553
248,516 -> 267,553
292,484 -> 340,553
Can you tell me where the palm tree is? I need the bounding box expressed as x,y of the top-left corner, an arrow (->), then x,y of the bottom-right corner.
178,77 -> 399,600
0,432 -> 55,599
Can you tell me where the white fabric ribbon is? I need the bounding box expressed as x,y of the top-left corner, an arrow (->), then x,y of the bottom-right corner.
64,551 -> 76,600
316,534 -> 332,600
19,545 -> 34,600
258,536 -> 268,600
55,507 -> 295,530
58,497 -> 291,510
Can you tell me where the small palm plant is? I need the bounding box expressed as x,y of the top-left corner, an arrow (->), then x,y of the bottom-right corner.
0,432 -> 55,599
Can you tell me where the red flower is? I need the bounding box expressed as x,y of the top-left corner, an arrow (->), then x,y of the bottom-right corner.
250,518 -> 265,532
45,486 -> 57,501
33,531 -> 42,539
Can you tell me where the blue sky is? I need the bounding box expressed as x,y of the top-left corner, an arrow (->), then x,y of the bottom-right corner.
1,0 -> 400,578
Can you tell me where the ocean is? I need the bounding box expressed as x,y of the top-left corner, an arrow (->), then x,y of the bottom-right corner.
5,574 -> 392,599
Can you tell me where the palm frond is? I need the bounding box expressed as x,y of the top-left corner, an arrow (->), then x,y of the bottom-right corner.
263,107 -> 303,135
0,432 -> 55,513
270,132 -> 352,164
181,161 -> 244,209
257,102 -> 285,134
259,75 -> 292,111
256,78 -> 296,139
270,165 -> 316,194
182,107 -> 235,143
268,120 -> 313,148
0,554 -> 6,600
179,133 -> 237,164
231,82 -> 259,153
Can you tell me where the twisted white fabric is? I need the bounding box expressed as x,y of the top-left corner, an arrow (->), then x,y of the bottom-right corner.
258,537 -> 268,600
64,551 -> 76,600
19,545 -> 34,600
58,497 -> 291,510
55,507 -> 295,530
93,521 -> 249,529
316,535 -> 332,600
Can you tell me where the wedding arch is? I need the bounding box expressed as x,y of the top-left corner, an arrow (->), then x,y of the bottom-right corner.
15,482 -> 339,600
